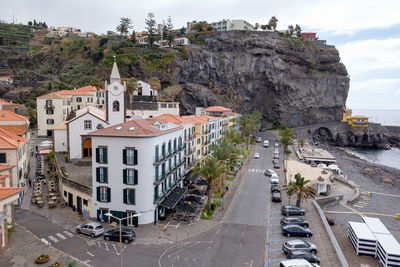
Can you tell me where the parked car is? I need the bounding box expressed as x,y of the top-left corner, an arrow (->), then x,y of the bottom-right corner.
274,140 -> 280,147
270,177 -> 280,184
254,152 -> 260,159
256,137 -> 262,143
104,228 -> 136,244
76,222 -> 104,238
264,169 -> 277,177
271,184 -> 281,192
272,192 -> 282,202
282,239 -> 317,255
273,153 -> 280,159
279,259 -> 320,267
263,140 -> 269,147
281,217 -> 309,228
282,225 -> 313,237
273,159 -> 280,169
287,251 -> 320,264
281,205 -> 306,216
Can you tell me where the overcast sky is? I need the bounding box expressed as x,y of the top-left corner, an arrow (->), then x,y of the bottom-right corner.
1,0 -> 400,110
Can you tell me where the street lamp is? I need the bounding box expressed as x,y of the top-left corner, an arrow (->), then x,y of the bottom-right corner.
105,212 -> 141,267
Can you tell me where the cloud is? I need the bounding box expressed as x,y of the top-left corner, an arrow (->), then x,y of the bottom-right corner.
338,38 -> 400,77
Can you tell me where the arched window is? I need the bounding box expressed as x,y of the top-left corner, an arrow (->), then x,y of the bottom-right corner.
113,101 -> 120,111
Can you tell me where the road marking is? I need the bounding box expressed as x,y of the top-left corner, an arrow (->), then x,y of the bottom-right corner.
120,245 -> 127,254
48,235 -> 59,243
40,238 -> 50,246
56,233 -> 66,240
238,226 -> 246,249
357,201 -> 368,204
86,252 -> 94,257
216,224 -> 222,234
269,230 -> 282,234
113,244 -> 119,255
175,222 -> 180,229
353,204 -> 365,208
63,230 -> 74,237
270,237 -> 310,242
104,242 -> 109,251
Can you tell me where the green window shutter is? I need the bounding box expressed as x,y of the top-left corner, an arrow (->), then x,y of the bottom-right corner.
123,169 -> 127,184
103,148 -> 108,163
123,149 -> 127,164
134,149 -> 138,165
107,187 -> 111,202
134,170 -> 138,185
96,148 -> 100,163
104,168 -> 108,183
131,189 -> 135,205
96,168 -> 100,182
123,189 -> 127,204
96,187 -> 100,201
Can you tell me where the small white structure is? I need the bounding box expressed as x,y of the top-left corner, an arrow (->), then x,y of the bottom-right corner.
376,233 -> 400,267
362,217 -> 391,235
133,81 -> 158,96
105,59 -> 125,126
53,122 -> 67,152
348,222 -> 377,257
210,19 -> 254,31
0,76 -> 13,85
174,38 -> 190,46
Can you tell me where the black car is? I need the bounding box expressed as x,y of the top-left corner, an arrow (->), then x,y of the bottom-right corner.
281,205 -> 306,216
104,228 -> 136,244
281,217 -> 309,228
272,192 -> 281,202
287,250 -> 320,264
271,184 -> 281,193
282,225 -> 313,237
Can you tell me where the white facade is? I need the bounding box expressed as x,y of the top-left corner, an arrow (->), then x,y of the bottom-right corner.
37,96 -> 71,137
105,61 -> 125,126
128,102 -> 180,118
133,81 -> 158,96
174,38 -> 190,46
91,122 -> 185,225
211,19 -> 254,31
67,112 -> 108,160
0,141 -> 28,187
53,128 -> 67,152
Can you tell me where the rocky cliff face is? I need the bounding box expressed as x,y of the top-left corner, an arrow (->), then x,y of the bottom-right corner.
176,31 -> 349,127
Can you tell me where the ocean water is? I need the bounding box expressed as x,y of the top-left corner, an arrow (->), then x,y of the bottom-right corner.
352,109 -> 400,126
348,147 -> 400,170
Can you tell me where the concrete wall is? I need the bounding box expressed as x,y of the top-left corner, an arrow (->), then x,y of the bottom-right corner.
91,127 -> 184,225
54,129 -> 67,152
61,182 -> 93,218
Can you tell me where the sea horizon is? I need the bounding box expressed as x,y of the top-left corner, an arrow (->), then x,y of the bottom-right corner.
351,109 -> 400,126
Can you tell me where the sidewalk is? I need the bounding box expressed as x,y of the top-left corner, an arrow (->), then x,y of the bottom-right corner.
0,224 -> 86,267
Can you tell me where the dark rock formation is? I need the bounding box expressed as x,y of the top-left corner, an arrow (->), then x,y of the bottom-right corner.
176,31 -> 349,127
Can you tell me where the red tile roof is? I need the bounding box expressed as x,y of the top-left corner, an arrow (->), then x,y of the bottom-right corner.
0,174 -> 9,180
0,99 -> 13,105
0,165 -> 16,172
0,125 -> 27,136
76,85 -> 105,92
351,115 -> 368,119
0,128 -> 26,149
153,114 -> 185,124
89,119 -> 182,137
37,92 -> 69,99
57,90 -> 92,96
0,187 -> 24,201
204,106 -> 232,112
0,110 -> 28,122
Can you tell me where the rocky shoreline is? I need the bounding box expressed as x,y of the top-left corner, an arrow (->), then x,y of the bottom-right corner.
327,146 -> 400,193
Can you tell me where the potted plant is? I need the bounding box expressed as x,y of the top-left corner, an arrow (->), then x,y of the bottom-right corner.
35,254 -> 50,264
50,261 -> 63,267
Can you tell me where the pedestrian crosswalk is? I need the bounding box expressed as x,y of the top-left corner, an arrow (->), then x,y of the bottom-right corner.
42,230 -> 74,245
247,169 -> 264,173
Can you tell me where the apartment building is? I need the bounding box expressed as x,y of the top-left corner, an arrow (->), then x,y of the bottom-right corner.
0,110 -> 30,138
89,118 -> 185,225
210,19 -> 254,31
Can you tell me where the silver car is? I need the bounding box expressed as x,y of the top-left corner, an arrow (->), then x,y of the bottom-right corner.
282,239 -> 317,254
76,222 -> 104,238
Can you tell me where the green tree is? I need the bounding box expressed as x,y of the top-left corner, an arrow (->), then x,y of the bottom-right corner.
210,138 -> 239,186
294,24 -> 302,37
148,77 -> 161,90
116,17 -> 133,42
268,16 -> 278,31
239,112 -> 261,149
284,173 -> 317,207
192,157 -> 225,211
298,138 -> 305,148
28,21 -> 32,26
122,77 -> 138,104
166,16 -> 174,47
288,25 -> 294,36
130,30 -> 136,43
279,126 -> 296,156
145,12 -> 158,46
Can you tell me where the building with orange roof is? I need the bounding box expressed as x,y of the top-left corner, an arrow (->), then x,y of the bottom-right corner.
0,165 -> 15,188
0,128 -> 28,188
0,187 -> 24,254
88,117 -> 186,225
0,99 -> 26,116
0,76 -> 13,85
0,110 -> 30,138
349,115 -> 369,127
196,105 -> 240,132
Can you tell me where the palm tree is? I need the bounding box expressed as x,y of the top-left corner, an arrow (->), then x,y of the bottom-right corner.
240,112 -> 262,149
122,77 -> 138,107
148,77 -> 161,90
298,138 -> 305,148
283,173 -> 317,208
192,157 -> 225,211
210,138 -> 239,186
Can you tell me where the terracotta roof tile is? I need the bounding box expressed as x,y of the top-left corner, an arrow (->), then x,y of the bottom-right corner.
0,99 -> 13,105
57,90 -> 92,96
204,106 -> 232,112
351,115 -> 368,119
0,174 -> 10,180
0,187 -> 24,201
76,85 -> 105,92
0,125 -> 27,136
0,110 -> 28,122
0,165 -> 16,171
0,128 -> 26,148
153,114 -> 185,124
88,119 -> 182,138
37,92 -> 69,99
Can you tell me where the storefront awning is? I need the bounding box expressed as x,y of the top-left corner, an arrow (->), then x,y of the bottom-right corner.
160,187 -> 187,209
185,170 -> 199,184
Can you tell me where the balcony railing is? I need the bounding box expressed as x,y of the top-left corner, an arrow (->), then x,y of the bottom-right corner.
154,146 -> 184,165
45,104 -> 55,109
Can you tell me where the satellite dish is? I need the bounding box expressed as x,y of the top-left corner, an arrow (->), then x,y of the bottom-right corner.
96,123 -> 104,129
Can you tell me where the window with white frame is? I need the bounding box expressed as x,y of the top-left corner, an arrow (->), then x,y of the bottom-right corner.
46,119 -> 54,125
99,187 -> 108,202
84,120 -> 92,130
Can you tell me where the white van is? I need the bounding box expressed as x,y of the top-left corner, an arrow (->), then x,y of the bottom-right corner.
279,259 -> 320,267
263,140 -> 269,147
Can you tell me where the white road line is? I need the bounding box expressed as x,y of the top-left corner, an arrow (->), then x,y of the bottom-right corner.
238,227 -> 245,249
353,204 -> 365,208
41,238 -> 50,246
113,244 -> 119,255
56,233 -> 66,240
63,230 -> 74,237
86,252 -> 94,257
120,245 -> 127,254
97,241 -> 102,248
48,235 -> 59,243
104,242 -> 109,251
175,222 -> 180,229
